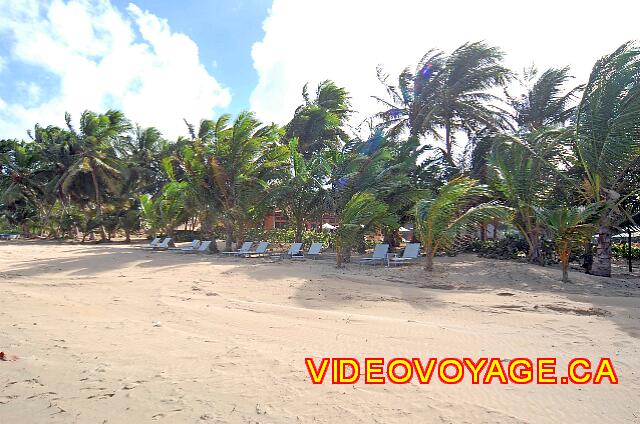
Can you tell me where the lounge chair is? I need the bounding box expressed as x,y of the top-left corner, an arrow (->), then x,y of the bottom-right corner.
292,242 -> 323,260
222,241 -> 253,256
283,242 -> 304,258
193,240 -> 212,253
242,241 -> 269,257
173,239 -> 200,252
144,237 -> 162,248
387,243 -> 421,266
153,238 -> 173,250
359,243 -> 389,265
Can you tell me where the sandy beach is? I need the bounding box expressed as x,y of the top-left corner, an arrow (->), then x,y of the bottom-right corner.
0,241 -> 638,423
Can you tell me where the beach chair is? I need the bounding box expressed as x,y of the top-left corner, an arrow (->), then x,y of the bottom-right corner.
144,237 -> 162,248
222,241 -> 253,256
174,239 -> 200,252
193,240 -> 212,254
283,242 -> 304,258
292,242 -> 323,260
359,243 -> 389,265
387,243 -> 421,266
242,241 -> 269,257
153,238 -> 173,250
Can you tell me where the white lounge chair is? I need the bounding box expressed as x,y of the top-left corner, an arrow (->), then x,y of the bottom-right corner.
153,238 -> 173,250
387,243 -> 421,266
359,244 -> 389,265
292,242 -> 323,260
174,239 -> 200,252
222,241 -> 253,256
242,241 -> 269,257
144,237 -> 162,248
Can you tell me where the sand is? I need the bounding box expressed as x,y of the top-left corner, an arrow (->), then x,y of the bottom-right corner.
0,240 -> 638,423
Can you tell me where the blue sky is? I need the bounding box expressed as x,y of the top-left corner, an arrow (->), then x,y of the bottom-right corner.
0,0 -> 638,140
109,0 -> 271,115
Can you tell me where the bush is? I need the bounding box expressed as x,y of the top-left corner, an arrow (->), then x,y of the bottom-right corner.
467,233 -> 529,260
244,227 -> 336,248
612,242 -> 640,260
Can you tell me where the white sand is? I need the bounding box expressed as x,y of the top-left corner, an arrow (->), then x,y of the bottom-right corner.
0,241 -> 638,423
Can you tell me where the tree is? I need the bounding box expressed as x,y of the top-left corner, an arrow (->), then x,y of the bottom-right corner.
375,42 -> 510,167
207,112 -> 287,250
283,80 -> 351,157
415,176 -> 512,271
270,138 -> 330,242
539,205 -> 599,282
508,66 -> 582,132
335,192 -> 396,268
60,110 -> 131,240
573,42 -> 640,277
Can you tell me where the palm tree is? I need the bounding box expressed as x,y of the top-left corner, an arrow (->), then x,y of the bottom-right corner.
488,127 -> 573,264
335,192 -> 396,268
375,42 -> 510,166
539,205 -> 599,282
437,42 -> 511,165
283,80 -> 351,157
59,110 -> 131,240
0,139 -> 44,235
508,66 -> 583,132
373,49 -> 446,141
573,42 -> 640,277
270,137 -> 330,242
415,176 -> 512,271
207,112 -> 287,250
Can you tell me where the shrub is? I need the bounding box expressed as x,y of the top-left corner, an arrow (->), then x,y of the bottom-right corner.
467,233 -> 529,260
612,242 -> 640,260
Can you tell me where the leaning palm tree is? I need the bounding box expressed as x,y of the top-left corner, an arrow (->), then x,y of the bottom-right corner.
415,176 -> 513,271
538,205 -> 600,282
573,41 -> 640,277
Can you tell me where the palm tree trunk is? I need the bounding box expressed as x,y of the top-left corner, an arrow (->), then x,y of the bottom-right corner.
224,218 -> 234,251
560,248 -> 570,283
444,121 -> 455,167
90,163 -> 107,241
527,230 -> 542,265
424,247 -> 434,271
591,224 -> 612,277
295,216 -> 304,243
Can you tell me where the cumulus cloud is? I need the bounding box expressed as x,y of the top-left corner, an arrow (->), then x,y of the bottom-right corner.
0,0 -> 231,139
250,0 -> 640,129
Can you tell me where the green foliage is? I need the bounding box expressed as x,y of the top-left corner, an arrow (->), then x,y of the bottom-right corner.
244,227 -> 335,248
468,234 -> 529,259
612,242 -> 640,260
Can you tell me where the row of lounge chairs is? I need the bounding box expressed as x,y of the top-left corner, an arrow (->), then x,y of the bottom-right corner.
144,237 -> 420,266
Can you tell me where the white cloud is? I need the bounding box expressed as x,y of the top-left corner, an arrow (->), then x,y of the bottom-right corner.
0,56 -> 6,72
250,0 -> 640,130
0,0 -> 231,139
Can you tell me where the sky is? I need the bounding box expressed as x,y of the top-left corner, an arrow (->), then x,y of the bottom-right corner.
0,0 -> 639,140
